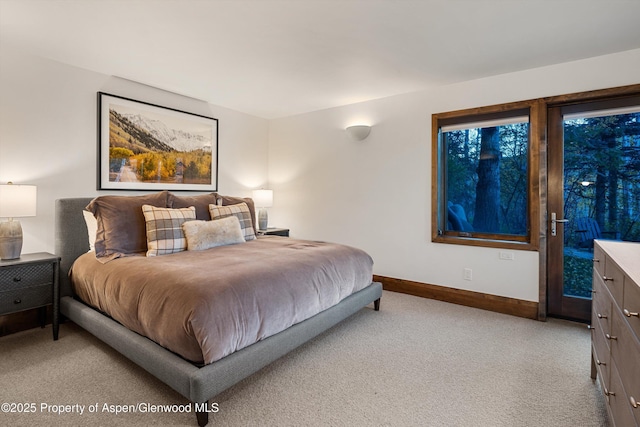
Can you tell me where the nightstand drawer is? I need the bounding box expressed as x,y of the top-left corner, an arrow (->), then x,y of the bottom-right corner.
0,284 -> 52,314
0,263 -> 53,292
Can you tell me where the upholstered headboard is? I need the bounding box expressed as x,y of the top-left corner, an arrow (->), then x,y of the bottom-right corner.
55,198 -> 93,297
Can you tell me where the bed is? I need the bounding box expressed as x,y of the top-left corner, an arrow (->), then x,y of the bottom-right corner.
54,195 -> 382,426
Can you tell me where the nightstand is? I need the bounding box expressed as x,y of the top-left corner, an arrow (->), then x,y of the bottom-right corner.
258,228 -> 290,237
0,252 -> 60,340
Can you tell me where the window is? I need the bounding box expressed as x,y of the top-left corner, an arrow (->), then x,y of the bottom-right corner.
432,100 -> 541,249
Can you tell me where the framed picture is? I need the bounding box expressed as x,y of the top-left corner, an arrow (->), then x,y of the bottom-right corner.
98,92 -> 218,191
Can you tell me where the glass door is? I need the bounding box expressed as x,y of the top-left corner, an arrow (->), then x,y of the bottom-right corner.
547,97 -> 640,321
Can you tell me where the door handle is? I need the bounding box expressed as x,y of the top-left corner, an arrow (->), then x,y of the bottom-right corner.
551,212 -> 569,237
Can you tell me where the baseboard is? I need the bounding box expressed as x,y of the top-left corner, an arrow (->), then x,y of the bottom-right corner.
374,275 -> 539,320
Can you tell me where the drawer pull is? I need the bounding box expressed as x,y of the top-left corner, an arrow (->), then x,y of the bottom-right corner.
603,276 -> 614,282
592,258 -> 600,263
596,359 -> 606,366
605,334 -> 617,341
587,325 -> 595,331
623,309 -> 639,318
631,396 -> 638,409
604,388 -> 616,397
14,298 -> 22,304
597,313 -> 607,319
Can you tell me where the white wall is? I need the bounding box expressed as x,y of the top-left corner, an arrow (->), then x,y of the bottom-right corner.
0,45 -> 269,255
268,48 -> 640,302
2,42 -> 638,303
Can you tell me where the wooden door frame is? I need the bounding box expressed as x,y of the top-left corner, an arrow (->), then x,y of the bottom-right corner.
540,84 -> 640,321
547,104 -> 592,320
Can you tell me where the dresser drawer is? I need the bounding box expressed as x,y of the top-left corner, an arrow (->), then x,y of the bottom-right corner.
593,328 -> 611,389
623,275 -> 640,339
608,360 -> 639,427
591,322 -> 611,387
0,284 -> 52,314
611,308 -> 640,408
0,263 -> 54,292
604,256 -> 625,306
593,243 -> 605,278
593,275 -> 612,336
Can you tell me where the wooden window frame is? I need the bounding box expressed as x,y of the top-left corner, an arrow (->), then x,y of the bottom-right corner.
432,99 -> 542,251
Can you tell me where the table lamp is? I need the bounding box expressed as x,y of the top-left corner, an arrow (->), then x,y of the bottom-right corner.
0,182 -> 37,260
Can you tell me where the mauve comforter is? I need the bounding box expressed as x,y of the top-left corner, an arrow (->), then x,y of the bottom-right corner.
70,237 -> 373,365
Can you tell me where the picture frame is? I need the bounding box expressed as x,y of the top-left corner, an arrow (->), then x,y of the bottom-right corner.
98,92 -> 218,191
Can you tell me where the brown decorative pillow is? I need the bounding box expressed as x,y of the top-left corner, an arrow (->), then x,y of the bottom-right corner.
86,191 -> 170,262
217,195 -> 257,234
142,205 -> 196,256
209,202 -> 256,241
168,192 -> 218,220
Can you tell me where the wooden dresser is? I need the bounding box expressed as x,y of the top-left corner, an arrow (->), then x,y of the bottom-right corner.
591,240 -> 640,427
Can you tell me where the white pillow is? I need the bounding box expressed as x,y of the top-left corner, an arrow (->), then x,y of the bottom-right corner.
82,210 -> 98,252
182,216 -> 245,251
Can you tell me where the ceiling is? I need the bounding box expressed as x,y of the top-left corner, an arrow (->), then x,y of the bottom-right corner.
1,0 -> 640,119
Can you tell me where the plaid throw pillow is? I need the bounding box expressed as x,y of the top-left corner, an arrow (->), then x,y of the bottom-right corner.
142,205 -> 196,256
209,202 -> 256,241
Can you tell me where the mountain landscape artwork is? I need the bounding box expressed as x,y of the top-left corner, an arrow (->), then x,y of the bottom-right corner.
99,92 -> 218,191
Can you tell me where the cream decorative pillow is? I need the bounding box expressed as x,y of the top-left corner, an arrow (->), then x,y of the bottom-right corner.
142,205 -> 196,256
182,216 -> 245,251
209,202 -> 256,241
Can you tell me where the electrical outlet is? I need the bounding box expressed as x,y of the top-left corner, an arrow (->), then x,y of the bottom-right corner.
464,268 -> 473,281
499,251 -> 514,260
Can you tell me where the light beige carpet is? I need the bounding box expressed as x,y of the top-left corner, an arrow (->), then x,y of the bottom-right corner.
0,291 -> 608,426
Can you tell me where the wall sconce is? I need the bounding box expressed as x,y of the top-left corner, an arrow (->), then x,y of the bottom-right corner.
346,125 -> 372,141
252,189 -> 273,231
0,182 -> 37,260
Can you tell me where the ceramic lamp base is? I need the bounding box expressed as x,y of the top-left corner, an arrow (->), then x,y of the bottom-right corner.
258,208 -> 268,231
0,220 -> 23,260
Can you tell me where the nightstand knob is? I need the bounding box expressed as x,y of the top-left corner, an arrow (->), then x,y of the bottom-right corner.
605,334 -> 617,341
14,298 -> 22,304
603,276 -> 614,282
13,276 -> 22,282
597,313 -> 607,319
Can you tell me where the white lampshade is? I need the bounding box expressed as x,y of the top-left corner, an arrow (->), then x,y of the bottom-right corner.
0,184 -> 37,218
252,189 -> 273,208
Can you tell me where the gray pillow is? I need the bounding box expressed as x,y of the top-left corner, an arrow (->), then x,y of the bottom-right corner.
86,191 -> 170,262
168,192 -> 218,220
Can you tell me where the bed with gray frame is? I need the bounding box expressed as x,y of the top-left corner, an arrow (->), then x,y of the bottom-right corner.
55,197 -> 382,426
